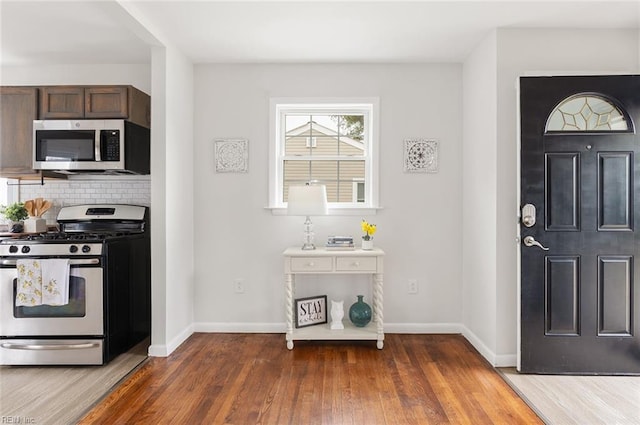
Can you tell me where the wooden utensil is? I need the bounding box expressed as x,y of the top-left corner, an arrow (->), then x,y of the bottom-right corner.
24,200 -> 35,217
38,200 -> 52,217
35,198 -> 43,217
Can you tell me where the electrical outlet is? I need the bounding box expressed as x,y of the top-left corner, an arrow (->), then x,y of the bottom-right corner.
408,279 -> 418,294
234,278 -> 245,294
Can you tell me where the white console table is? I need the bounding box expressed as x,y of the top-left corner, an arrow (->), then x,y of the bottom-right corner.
283,247 -> 385,350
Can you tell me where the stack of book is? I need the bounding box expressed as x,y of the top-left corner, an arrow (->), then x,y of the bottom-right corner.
326,236 -> 355,250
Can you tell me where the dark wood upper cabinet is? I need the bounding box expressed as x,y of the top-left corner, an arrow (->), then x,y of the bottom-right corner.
39,86 -> 85,119
40,85 -> 150,128
0,87 -> 41,177
85,86 -> 128,119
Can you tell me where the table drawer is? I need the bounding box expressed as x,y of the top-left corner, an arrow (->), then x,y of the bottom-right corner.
336,257 -> 377,272
290,257 -> 333,272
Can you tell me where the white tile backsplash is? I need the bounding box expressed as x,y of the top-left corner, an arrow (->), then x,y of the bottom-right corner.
16,176 -> 150,225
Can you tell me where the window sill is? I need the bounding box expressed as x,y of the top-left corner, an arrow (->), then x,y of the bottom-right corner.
268,206 -> 383,216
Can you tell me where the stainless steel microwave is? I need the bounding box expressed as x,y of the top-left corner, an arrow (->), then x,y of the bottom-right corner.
33,119 -> 150,174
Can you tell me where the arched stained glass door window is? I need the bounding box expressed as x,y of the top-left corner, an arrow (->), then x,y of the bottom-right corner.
545,94 -> 631,132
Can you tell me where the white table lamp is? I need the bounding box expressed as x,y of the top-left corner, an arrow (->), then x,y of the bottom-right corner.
287,184 -> 328,250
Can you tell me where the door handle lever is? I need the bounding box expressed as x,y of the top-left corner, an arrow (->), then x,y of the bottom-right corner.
523,236 -> 549,251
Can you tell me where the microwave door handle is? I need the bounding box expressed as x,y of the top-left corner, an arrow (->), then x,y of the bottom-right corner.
95,130 -> 101,162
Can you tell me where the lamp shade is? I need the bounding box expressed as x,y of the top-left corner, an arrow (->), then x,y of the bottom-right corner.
287,185 -> 328,216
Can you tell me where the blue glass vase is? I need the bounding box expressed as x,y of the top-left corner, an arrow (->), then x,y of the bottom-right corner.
349,295 -> 372,327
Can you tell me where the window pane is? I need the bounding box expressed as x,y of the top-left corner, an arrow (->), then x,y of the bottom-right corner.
324,181 -> 339,203
283,160 -> 311,185
283,160 -> 366,203
339,161 -> 365,178
309,115 -> 336,136
284,134 -> 312,155
286,115 -> 370,156
311,160 -> 338,182
333,115 -> 365,141
312,135 -> 339,155
546,94 -> 629,132
285,114 -> 310,133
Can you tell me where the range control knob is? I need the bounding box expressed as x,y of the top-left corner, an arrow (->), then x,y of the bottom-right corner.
82,245 -> 91,253
69,245 -> 78,253
21,246 -> 30,254
9,245 -> 18,253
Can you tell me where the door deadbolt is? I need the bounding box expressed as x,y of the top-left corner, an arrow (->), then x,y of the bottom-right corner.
522,204 -> 536,227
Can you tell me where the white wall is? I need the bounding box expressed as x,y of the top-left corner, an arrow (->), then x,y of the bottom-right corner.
161,46 -> 195,353
145,46 -> 195,357
461,31 -> 499,363
1,64 -> 150,94
192,64 -> 463,332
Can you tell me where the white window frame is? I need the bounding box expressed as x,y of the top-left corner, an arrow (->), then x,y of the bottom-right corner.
268,98 -> 380,215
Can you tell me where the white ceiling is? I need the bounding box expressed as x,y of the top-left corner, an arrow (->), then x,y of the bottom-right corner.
1,0 -> 639,66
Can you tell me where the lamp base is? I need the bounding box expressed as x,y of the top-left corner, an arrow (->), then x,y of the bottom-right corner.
301,215 -> 316,250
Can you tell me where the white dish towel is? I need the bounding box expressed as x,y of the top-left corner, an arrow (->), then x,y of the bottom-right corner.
15,259 -> 70,307
41,259 -> 70,306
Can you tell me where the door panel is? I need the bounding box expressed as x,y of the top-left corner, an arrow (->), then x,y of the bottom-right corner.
597,256 -> 632,336
545,256 -> 580,336
520,75 -> 640,374
545,153 -> 580,231
598,152 -> 633,230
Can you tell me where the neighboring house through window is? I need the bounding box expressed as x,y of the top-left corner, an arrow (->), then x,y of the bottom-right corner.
269,99 -> 379,212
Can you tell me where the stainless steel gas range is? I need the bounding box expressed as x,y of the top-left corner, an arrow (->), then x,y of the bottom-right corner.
0,204 -> 150,365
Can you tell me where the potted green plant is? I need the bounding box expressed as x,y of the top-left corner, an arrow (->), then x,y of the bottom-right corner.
0,202 -> 29,233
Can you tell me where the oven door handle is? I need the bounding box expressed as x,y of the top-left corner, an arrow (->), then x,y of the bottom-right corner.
0,258 -> 100,266
1,342 -> 100,351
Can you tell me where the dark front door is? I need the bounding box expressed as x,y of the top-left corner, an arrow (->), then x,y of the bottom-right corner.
520,75 -> 640,374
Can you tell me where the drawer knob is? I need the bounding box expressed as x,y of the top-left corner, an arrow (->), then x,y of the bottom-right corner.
307,262 -> 315,267
352,262 -> 360,267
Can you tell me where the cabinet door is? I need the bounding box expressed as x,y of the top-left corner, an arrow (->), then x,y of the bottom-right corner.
84,87 -> 128,119
0,87 -> 40,176
39,86 -> 84,118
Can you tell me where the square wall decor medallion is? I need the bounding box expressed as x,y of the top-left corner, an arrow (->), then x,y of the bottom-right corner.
215,139 -> 248,173
404,138 -> 438,173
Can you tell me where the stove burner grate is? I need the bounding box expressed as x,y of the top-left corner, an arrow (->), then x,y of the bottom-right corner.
2,231 -> 142,244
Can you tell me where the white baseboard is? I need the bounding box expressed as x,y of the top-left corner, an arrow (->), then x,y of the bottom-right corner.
176,321 -> 517,368
495,353 -> 517,367
193,322 -> 286,333
383,322 -> 463,334
192,322 -> 464,334
461,325 -> 516,367
148,323 -> 194,357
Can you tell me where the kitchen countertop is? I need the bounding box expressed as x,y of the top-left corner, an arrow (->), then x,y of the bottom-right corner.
0,226 -> 58,238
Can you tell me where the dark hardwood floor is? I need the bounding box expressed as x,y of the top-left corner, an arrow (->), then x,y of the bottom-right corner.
79,333 -> 542,424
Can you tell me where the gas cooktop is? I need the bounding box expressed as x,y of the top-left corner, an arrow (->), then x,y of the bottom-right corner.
0,231 -> 143,244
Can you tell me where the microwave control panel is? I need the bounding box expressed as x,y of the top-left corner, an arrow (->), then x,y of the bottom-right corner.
100,130 -> 120,161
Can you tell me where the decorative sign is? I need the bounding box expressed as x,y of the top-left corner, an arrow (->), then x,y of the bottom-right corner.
404,138 -> 438,173
294,295 -> 328,328
215,139 -> 249,173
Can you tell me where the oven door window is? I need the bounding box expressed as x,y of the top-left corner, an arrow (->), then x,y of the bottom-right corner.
13,275 -> 86,318
35,129 -> 96,162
